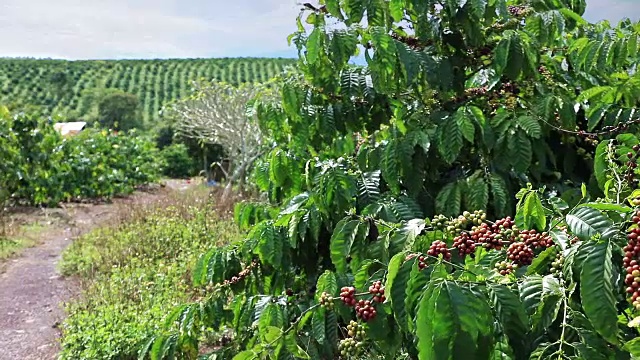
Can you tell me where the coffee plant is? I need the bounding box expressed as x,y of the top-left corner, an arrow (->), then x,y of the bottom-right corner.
140,0 -> 640,359
0,108 -> 160,206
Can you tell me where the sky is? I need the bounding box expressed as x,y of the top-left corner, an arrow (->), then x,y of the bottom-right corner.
0,0 -> 638,60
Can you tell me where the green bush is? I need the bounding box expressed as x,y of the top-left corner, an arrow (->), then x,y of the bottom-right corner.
159,143 -> 194,179
59,199 -> 243,359
60,128 -> 161,200
97,91 -> 143,131
0,109 -> 161,206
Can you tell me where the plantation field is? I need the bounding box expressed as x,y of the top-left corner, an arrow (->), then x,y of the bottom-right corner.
0,57 -> 295,123
6,0 -> 640,359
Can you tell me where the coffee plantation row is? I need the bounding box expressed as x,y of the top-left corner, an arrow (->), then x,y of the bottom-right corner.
116,0 -> 640,359
0,57 -> 295,123
0,107 -> 160,206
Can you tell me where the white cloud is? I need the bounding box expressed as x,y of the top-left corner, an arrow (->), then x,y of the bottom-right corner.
584,0 -> 640,23
0,0 -> 637,60
0,0 -> 301,59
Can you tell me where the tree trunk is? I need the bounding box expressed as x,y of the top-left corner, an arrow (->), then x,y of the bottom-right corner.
221,151 -> 263,201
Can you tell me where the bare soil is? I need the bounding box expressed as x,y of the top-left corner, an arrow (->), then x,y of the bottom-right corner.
0,180 -> 194,360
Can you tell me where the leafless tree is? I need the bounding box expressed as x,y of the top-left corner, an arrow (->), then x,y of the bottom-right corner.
166,81 -> 270,199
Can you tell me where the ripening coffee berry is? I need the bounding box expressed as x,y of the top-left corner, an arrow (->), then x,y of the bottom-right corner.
355,299 -> 377,322
427,240 -> 452,261
507,242 -> 534,266
494,261 -> 517,276
338,338 -> 363,358
369,280 -> 386,303
550,253 -> 564,275
340,286 -> 357,307
346,320 -> 365,340
453,232 -> 476,257
319,291 -> 334,310
625,223 -> 640,310
418,255 -> 428,270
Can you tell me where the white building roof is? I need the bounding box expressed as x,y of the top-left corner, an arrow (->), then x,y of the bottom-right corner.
54,122 -> 87,136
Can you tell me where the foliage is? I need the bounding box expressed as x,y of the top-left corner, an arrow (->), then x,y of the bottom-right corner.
136,0 -> 640,359
154,124 -> 225,179
0,57 -> 295,123
59,197 -> 244,359
0,110 -> 160,206
144,141 -> 640,360
59,128 -> 161,200
159,143 -> 196,179
97,90 -> 143,130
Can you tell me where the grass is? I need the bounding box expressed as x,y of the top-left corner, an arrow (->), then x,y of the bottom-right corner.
58,188 -> 245,360
0,216 -> 57,267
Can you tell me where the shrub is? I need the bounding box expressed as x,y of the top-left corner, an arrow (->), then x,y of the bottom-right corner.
0,109 -> 161,206
159,143 -> 195,179
97,91 -> 142,131
60,128 -> 161,200
59,196 -> 244,359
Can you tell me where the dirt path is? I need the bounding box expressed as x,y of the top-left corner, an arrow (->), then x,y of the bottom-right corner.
0,181 -> 193,360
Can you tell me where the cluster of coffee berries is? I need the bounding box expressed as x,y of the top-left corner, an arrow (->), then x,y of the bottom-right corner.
462,210 -> 486,226
431,214 -> 449,230
495,261 -> 517,276
221,259 -> 259,287
443,210 -> 486,234
369,281 -> 386,303
538,65 -> 552,78
346,320 -> 365,339
355,299 -> 377,321
468,223 -> 503,250
417,255 -> 428,270
444,216 -> 468,234
319,291 -> 334,310
465,86 -> 488,97
583,136 -> 599,147
427,240 -> 452,261
492,217 -> 519,241
519,229 -> 554,249
340,286 -> 357,307
625,145 -> 640,184
507,5 -> 532,17
626,268 -> 640,311
500,82 -> 520,95
338,338 -> 364,358
624,213 -> 640,309
550,252 -> 564,275
452,232 -> 476,257
507,242 -> 535,266
355,301 -> 377,321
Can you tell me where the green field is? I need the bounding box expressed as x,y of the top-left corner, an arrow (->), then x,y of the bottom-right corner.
0,57 -> 296,123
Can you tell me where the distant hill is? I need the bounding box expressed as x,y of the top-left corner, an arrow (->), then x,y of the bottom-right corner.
0,57 -> 296,124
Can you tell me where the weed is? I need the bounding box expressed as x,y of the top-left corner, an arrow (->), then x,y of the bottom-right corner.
58,192 -> 243,359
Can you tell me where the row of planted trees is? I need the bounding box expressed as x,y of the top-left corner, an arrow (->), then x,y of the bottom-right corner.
0,58 -> 296,122
134,0 -> 640,358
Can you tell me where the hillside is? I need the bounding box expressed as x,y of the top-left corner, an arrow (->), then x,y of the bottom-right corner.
0,57 -> 296,123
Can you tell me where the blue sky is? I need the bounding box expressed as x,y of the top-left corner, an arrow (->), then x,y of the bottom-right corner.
0,0 -> 638,60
